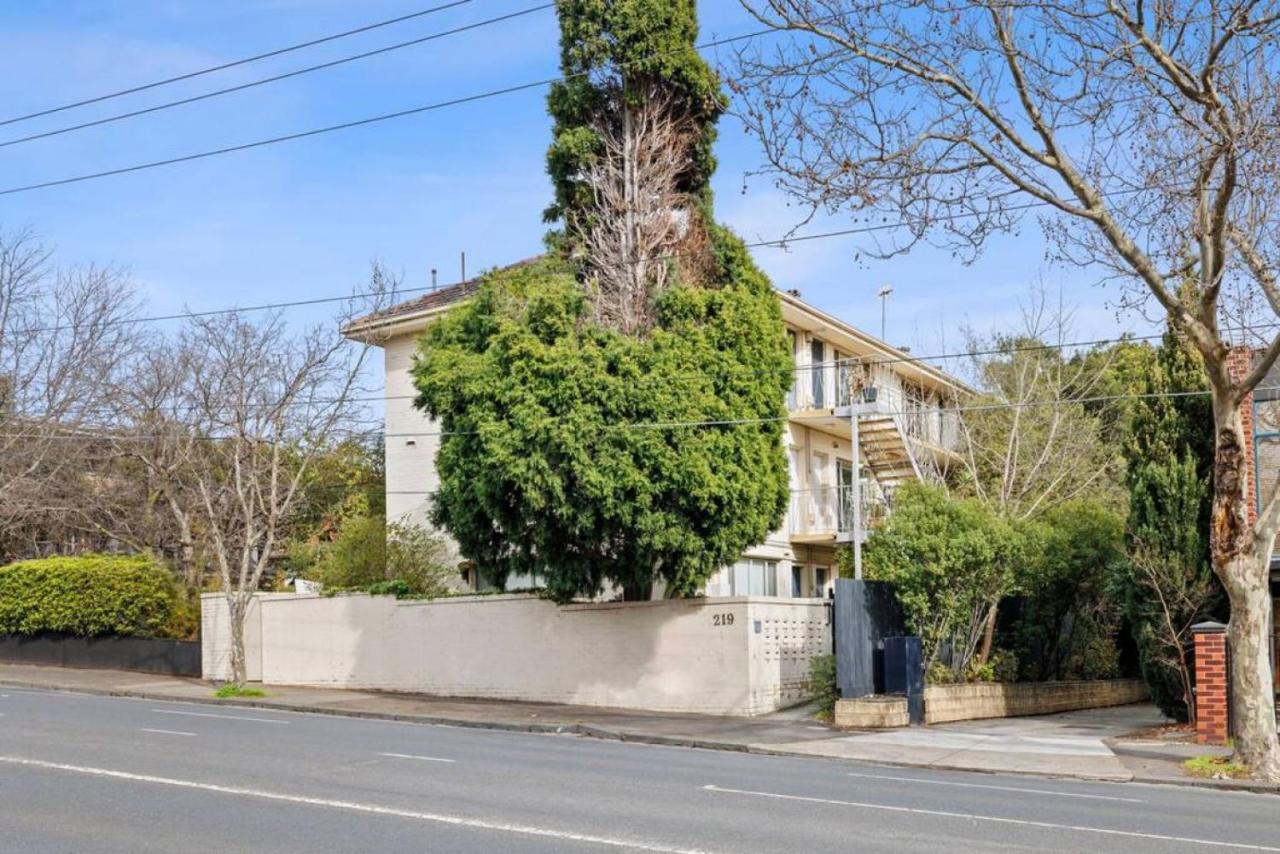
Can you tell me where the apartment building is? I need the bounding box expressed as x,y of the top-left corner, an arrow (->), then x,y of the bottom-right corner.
703,290 -> 969,600
346,276 -> 971,600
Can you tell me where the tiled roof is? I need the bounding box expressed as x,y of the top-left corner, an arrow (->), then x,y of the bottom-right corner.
350,256 -> 543,329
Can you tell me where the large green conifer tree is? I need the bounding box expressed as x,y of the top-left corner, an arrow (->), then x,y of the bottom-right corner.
1117,321 -> 1225,720
413,0 -> 789,602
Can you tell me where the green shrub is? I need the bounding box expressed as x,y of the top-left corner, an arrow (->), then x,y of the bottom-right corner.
301,515 -> 458,598
214,683 -> 267,699
156,590 -> 200,641
0,554 -> 178,638
809,654 -> 838,720
926,661 -> 959,685
965,649 -> 1020,683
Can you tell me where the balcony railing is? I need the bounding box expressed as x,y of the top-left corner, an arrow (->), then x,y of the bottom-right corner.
788,482 -> 890,541
789,360 -> 961,451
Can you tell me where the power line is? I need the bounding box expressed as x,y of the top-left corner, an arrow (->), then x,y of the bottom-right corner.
0,0 -> 475,129
59,326 -> 1248,415
17,383 -> 1272,444
19,303 -> 1280,423
0,4 -> 554,150
0,27 -> 773,198
19,184 -> 1165,336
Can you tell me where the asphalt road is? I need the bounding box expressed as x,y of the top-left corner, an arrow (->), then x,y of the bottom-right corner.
0,688 -> 1275,853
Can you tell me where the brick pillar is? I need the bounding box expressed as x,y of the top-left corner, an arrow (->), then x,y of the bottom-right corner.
1225,347 -> 1258,524
1192,621 -> 1229,745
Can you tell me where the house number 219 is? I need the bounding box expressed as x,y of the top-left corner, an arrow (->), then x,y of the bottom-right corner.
712,613 -> 734,627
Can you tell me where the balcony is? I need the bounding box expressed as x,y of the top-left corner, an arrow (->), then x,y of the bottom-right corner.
789,360 -> 962,455
787,483 -> 890,544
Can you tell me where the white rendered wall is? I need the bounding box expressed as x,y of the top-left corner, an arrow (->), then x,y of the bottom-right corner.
200,593 -> 295,682
382,335 -> 462,570
202,593 -> 830,716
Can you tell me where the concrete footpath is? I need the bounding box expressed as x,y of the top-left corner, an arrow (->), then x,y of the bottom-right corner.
0,663 -> 1265,790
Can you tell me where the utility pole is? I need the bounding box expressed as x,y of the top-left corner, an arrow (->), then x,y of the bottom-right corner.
851,404 -> 862,580
877,285 -> 893,341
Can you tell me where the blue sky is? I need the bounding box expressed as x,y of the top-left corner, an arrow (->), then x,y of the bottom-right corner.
0,0 -> 1142,374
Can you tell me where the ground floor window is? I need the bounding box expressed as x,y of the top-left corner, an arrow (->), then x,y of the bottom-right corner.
791,565 -> 804,598
730,559 -> 777,597
814,567 -> 830,598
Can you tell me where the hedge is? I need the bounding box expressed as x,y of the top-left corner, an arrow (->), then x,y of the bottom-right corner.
0,554 -> 178,639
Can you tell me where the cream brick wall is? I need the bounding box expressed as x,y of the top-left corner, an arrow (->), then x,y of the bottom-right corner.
202,593 -> 830,716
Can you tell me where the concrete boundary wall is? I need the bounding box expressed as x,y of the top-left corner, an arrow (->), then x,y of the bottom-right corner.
201,593 -> 293,683
202,593 -> 831,716
923,679 -> 1149,725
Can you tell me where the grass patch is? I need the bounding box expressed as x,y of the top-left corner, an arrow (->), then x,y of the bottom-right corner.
1183,755 -> 1249,780
213,683 -> 267,699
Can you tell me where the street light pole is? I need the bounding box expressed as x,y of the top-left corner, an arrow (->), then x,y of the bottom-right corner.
877,285 -> 893,341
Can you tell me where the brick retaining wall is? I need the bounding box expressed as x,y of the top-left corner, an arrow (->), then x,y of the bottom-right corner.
923,679 -> 1149,725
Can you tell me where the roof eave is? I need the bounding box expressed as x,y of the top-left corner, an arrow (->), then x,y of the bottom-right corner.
777,290 -> 975,395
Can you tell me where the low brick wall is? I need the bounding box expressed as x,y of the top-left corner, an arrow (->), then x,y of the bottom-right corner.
923,679 -> 1149,725
834,696 -> 908,729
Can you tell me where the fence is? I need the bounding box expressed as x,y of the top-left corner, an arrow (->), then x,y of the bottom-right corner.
202,592 -> 831,716
0,633 -> 201,677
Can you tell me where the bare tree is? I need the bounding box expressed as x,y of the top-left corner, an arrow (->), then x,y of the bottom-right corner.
175,309 -> 376,685
0,228 -> 140,559
955,294 -> 1122,522
735,0 -> 1280,779
576,86 -> 704,334
97,340 -> 206,590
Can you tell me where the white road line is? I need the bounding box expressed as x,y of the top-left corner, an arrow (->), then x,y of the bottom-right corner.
0,756 -> 714,854
141,728 -> 196,737
379,752 -> 456,764
845,771 -> 1145,803
150,709 -> 288,725
703,785 -> 1279,851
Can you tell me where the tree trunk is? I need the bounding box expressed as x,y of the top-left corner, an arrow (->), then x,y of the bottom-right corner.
1210,392 -> 1280,781
1177,642 -> 1197,727
976,601 -> 998,665
227,593 -> 248,687
622,579 -> 653,601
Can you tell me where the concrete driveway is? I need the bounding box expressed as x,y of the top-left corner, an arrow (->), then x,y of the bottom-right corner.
774,704 -> 1168,780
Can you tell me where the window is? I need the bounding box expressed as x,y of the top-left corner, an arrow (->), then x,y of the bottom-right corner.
729,559 -> 777,597
837,459 -> 855,534
786,331 -> 798,409
810,339 -> 826,407
814,567 -> 830,598
791,565 -> 804,598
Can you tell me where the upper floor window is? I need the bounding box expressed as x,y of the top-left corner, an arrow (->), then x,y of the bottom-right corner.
810,339 -> 825,407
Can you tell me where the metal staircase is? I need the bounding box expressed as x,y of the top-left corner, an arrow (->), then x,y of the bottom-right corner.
842,361 -> 953,493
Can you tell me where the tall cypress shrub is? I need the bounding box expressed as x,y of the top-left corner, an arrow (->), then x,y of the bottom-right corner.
414,1 -> 789,602
1117,322 -> 1225,720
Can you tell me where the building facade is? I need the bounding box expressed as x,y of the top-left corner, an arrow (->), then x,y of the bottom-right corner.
346,278 -> 970,600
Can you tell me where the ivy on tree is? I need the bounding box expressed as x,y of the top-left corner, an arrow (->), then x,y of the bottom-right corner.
544,0 -> 725,239
414,0 -> 789,602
